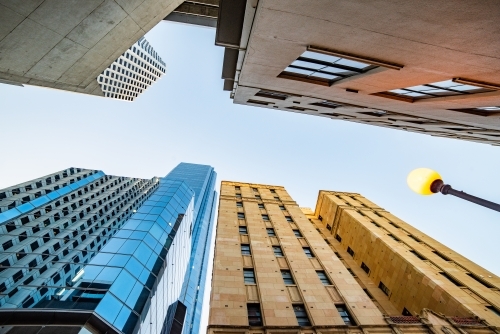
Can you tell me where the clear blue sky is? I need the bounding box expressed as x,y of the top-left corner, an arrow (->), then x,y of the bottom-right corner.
1,21 -> 499,330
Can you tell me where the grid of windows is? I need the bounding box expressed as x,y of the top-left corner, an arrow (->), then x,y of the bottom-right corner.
243,269 -> 256,284
385,79 -> 494,101
0,167 -> 197,334
97,37 -> 166,102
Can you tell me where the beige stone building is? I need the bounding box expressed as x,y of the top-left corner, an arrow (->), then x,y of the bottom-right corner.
208,181 -> 500,334
216,0 -> 500,145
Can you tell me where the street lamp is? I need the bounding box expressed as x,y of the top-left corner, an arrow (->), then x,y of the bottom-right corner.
407,168 -> 500,212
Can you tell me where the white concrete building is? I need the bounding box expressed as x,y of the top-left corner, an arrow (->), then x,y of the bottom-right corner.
97,37 -> 166,101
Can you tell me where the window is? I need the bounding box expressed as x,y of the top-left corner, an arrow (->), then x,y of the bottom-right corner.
486,306 -> 500,317
293,305 -> 311,326
238,213 -> 245,219
402,308 -> 412,316
336,305 -> 355,326
318,215 -> 323,221
243,269 -> 256,284
252,188 -> 258,192
241,244 -> 251,256
239,226 -> 248,235
273,246 -> 284,257
407,234 -> 421,242
379,281 -> 390,296
465,273 -> 495,288
261,214 -> 269,221
432,251 -> 451,261
258,204 -> 265,209
236,194 -> 241,198
361,262 -> 370,275
347,268 -> 356,277
236,202 -> 243,207
387,234 -> 400,242
273,196 -> 280,200
255,90 -> 288,100
347,247 -> 355,257
335,234 -> 342,242
2,240 -> 13,250
279,205 -> 285,210
270,189 -> 276,193
247,304 -> 262,326
280,50 -> 377,87
266,228 -> 276,236
316,271 -> 332,285
293,230 -> 302,238
281,270 -> 295,285
440,272 -> 464,287
326,224 -> 332,230
285,216 -> 293,222
379,79 -> 495,102
449,106 -> 500,117
303,247 -> 314,258
409,250 -> 426,260
255,195 -> 261,199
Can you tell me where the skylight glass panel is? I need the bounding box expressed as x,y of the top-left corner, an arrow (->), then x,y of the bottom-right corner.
383,79 -> 495,101
300,51 -> 340,63
280,50 -> 378,85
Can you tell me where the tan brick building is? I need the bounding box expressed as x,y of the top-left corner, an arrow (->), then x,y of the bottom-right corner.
207,181 -> 500,334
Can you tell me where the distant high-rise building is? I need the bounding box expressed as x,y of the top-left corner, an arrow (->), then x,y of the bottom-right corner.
97,37 -> 166,101
208,181 -> 500,334
0,163 -> 217,334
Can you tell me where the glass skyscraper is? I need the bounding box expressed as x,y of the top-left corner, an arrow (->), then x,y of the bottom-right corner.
165,163 -> 217,334
0,163 -> 217,334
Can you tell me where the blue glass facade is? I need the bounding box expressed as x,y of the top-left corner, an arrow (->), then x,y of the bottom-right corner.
164,163 -> 217,334
0,163 -> 217,334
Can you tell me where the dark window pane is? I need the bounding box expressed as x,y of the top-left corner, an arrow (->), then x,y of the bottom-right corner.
293,304 -> 311,326
247,303 -> 262,326
281,270 -> 295,285
243,269 -> 256,284
303,247 -> 314,258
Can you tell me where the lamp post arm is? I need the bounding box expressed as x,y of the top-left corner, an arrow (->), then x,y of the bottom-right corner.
440,184 -> 500,213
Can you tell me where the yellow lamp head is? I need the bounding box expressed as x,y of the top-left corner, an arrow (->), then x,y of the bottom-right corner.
407,168 -> 443,195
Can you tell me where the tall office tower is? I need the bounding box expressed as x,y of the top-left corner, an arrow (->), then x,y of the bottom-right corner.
215,0 -> 500,145
164,163 -> 217,334
0,163 -> 216,334
209,181 -> 500,334
97,37 -> 166,101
